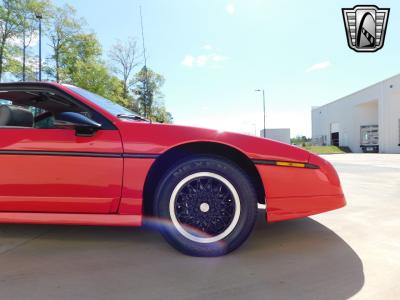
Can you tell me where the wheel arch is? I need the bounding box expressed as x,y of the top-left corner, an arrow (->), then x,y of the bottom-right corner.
143,141 -> 266,216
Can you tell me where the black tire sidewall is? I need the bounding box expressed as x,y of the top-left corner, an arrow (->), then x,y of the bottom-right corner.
153,155 -> 258,256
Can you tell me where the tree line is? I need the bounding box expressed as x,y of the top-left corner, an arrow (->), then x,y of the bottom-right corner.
0,0 -> 172,123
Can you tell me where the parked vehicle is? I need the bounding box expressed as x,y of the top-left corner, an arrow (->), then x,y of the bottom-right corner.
0,82 -> 346,256
360,125 -> 379,153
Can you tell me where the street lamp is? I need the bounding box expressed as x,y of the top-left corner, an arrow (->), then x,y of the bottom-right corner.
251,123 -> 257,136
35,13 -> 42,81
255,89 -> 266,137
22,27 -> 26,81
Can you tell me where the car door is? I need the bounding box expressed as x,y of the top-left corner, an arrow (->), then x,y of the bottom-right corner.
0,92 -> 123,214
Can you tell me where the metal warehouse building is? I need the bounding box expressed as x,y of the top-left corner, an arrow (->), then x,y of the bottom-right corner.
312,74 -> 400,153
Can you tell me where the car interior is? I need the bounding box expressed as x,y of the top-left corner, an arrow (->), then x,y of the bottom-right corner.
0,89 -> 92,129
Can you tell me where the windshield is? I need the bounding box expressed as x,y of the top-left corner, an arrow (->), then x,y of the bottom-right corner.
64,84 -> 138,117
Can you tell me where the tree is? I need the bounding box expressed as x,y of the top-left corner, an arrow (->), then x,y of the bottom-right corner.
152,105 -> 173,123
131,67 -> 172,123
45,7 -> 130,107
70,60 -> 128,106
290,135 -> 311,146
0,0 -> 24,81
57,32 -> 128,106
61,32 -> 102,81
2,44 -> 22,77
108,37 -> 139,99
131,66 -> 164,118
105,76 -> 129,107
18,0 -> 51,81
0,0 -> 51,82
0,1 -> 172,123
46,4 -> 82,82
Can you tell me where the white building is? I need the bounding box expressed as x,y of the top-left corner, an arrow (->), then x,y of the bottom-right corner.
312,74 -> 400,153
260,128 -> 290,144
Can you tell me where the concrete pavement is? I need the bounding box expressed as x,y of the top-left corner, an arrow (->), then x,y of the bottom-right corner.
0,154 -> 398,299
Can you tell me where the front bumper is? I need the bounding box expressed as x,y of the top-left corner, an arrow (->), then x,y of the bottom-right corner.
255,154 -> 346,223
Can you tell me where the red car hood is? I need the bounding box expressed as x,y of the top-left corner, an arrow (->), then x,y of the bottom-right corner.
117,121 -> 311,163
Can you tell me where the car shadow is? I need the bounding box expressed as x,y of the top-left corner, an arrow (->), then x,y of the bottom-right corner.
0,212 -> 364,300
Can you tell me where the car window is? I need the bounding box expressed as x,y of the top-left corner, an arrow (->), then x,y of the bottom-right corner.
0,101 -> 52,129
0,90 -> 92,129
65,85 -> 138,117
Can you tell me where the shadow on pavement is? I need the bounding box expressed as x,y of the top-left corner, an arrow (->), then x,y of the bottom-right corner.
0,212 -> 364,300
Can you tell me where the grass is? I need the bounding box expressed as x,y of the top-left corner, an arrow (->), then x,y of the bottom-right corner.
302,145 -> 351,154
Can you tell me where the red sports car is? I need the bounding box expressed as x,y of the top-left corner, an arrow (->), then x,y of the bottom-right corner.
0,82 -> 345,256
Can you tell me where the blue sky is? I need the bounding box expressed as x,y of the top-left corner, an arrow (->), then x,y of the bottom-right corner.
50,0 -> 400,136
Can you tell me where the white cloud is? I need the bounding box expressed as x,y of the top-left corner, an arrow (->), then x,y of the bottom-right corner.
305,61 -> 332,73
181,53 -> 228,68
203,44 -> 213,51
9,33 -> 39,48
196,55 -> 208,67
226,3 -> 235,15
210,54 -> 227,62
181,55 -> 194,67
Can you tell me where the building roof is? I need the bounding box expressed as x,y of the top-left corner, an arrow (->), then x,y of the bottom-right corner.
312,73 -> 400,111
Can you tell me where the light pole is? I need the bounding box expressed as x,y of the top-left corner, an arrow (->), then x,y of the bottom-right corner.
22,28 -> 26,81
255,89 -> 266,137
251,123 -> 257,136
35,13 -> 42,81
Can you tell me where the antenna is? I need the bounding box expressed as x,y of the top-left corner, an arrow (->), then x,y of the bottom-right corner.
139,5 -> 147,68
139,5 -> 150,120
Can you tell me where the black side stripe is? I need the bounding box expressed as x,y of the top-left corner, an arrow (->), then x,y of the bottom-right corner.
252,159 -> 320,169
0,150 -> 159,159
123,153 -> 159,159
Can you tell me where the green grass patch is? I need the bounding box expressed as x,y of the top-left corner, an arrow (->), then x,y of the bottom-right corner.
302,145 -> 351,154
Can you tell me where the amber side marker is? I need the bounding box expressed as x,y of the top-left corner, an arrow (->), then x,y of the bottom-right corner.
252,160 -> 319,169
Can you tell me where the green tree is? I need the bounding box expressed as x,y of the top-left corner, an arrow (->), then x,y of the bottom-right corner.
45,9 -> 129,107
2,43 -> 22,76
1,1 -> 172,122
131,66 -> 172,123
0,0 -> 24,81
132,66 -> 165,118
57,32 -> 128,106
105,76 -> 129,107
290,135 -> 311,145
152,105 -> 173,123
70,60 -> 128,107
61,33 -> 102,81
46,4 -> 82,82
17,0 -> 51,81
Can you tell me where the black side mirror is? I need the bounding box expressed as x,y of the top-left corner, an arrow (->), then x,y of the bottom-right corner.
54,112 -> 102,137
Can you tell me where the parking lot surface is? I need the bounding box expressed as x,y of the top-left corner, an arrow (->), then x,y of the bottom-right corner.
0,154 -> 398,299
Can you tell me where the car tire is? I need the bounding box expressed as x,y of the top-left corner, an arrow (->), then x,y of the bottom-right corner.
153,155 -> 258,256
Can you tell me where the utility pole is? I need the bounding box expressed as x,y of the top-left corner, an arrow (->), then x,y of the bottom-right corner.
255,89 -> 266,137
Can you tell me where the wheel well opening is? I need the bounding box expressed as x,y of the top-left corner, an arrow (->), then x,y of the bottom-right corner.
143,142 -> 266,216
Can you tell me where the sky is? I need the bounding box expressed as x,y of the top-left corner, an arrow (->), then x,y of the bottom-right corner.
44,0 -> 400,137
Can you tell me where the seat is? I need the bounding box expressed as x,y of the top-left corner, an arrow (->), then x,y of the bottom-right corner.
0,105 -> 34,127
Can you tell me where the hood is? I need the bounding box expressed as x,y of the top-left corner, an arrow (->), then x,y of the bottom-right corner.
117,121 -> 311,163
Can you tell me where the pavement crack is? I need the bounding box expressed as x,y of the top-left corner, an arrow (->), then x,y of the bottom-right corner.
0,229 -> 51,256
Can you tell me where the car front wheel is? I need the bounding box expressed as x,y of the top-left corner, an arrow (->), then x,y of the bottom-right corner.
153,155 -> 258,256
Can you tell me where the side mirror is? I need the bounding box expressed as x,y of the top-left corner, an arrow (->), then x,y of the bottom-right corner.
54,112 -> 102,137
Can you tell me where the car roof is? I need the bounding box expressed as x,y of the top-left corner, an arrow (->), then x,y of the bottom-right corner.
0,81 -> 62,89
